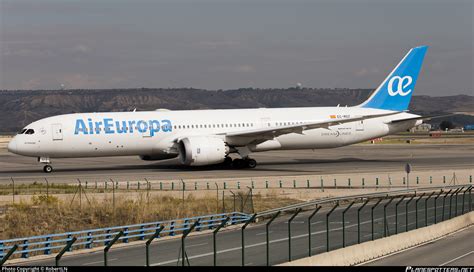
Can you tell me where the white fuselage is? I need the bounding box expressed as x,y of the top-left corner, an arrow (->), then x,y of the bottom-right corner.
8,106 -> 419,159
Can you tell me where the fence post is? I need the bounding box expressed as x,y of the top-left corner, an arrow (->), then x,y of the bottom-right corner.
241,214 -> 257,266
415,193 -> 425,229
326,202 -> 339,252
462,187 -> 471,214
308,206 -> 321,256
170,221 -> 175,236
455,188 -> 463,217
181,219 -> 200,267
104,231 -> 124,266
469,187 -> 472,212
342,202 -> 355,247
44,236 -> 51,255
288,208 -> 302,261
21,239 -> 28,258
383,198 -> 394,237
449,188 -> 461,219
425,192 -> 435,226
358,199 -> 370,243
266,211 -> 281,266
55,237 -> 76,266
213,217 -> 230,266
371,198 -> 383,240
139,225 -> 145,240
184,219 -> 189,230
434,190 -> 443,223
395,196 -> 406,234
105,229 -> 111,246
123,227 -> 129,243
442,189 -> 452,221
405,195 -> 416,232
145,225 -> 164,266
0,244 -> 18,266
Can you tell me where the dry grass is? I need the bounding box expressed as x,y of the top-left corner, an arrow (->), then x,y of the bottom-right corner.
0,191 -> 301,240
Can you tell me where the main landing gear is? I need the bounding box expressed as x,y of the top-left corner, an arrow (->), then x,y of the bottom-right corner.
223,157 -> 257,169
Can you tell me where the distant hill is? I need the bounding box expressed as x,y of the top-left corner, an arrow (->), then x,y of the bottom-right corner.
0,88 -> 473,133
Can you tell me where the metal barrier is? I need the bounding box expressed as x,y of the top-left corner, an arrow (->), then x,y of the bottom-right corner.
1,184 -> 471,266
0,212 -> 250,259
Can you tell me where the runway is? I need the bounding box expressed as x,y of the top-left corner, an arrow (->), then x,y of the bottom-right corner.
0,144 -> 473,183
366,226 -> 474,266
7,196 -> 472,266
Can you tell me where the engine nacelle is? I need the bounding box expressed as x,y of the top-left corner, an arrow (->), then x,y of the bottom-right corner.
178,136 -> 228,166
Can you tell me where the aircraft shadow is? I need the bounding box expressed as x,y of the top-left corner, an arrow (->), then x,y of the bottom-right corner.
0,157 -> 399,175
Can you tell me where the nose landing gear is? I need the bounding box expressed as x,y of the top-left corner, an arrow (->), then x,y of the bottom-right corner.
38,157 -> 53,173
43,165 -> 53,173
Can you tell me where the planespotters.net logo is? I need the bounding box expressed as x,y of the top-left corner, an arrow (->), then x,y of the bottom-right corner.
406,267 -> 474,272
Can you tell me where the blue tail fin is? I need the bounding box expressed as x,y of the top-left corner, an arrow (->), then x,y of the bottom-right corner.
358,46 -> 428,111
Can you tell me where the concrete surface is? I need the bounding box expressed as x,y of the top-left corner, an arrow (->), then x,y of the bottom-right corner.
0,144 -> 472,186
280,211 -> 473,266
366,226 -> 474,266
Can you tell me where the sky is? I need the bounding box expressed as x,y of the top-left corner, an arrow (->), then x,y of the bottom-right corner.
0,0 -> 472,96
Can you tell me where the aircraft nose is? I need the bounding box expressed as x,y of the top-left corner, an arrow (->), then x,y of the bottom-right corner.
7,137 -> 18,154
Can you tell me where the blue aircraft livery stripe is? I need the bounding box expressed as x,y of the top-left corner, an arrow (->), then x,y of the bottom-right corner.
74,118 -> 172,136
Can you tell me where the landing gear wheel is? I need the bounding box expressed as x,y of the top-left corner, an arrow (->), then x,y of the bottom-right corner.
43,165 -> 53,173
223,157 -> 233,166
232,159 -> 245,169
246,159 -> 257,168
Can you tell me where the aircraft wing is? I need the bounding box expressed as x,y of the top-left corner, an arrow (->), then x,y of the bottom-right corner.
221,112 -> 401,143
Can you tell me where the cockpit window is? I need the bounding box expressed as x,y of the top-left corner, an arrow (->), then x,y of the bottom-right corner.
18,129 -> 27,134
25,129 -> 35,135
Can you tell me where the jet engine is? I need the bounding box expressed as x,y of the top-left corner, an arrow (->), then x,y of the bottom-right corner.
178,136 -> 228,166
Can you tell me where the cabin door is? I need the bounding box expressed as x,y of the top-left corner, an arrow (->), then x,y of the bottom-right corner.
52,124 -> 63,140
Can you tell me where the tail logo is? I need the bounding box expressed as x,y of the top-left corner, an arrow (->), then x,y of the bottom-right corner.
387,75 -> 413,96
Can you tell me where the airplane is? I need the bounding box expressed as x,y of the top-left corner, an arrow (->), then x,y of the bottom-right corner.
8,46 -> 431,173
